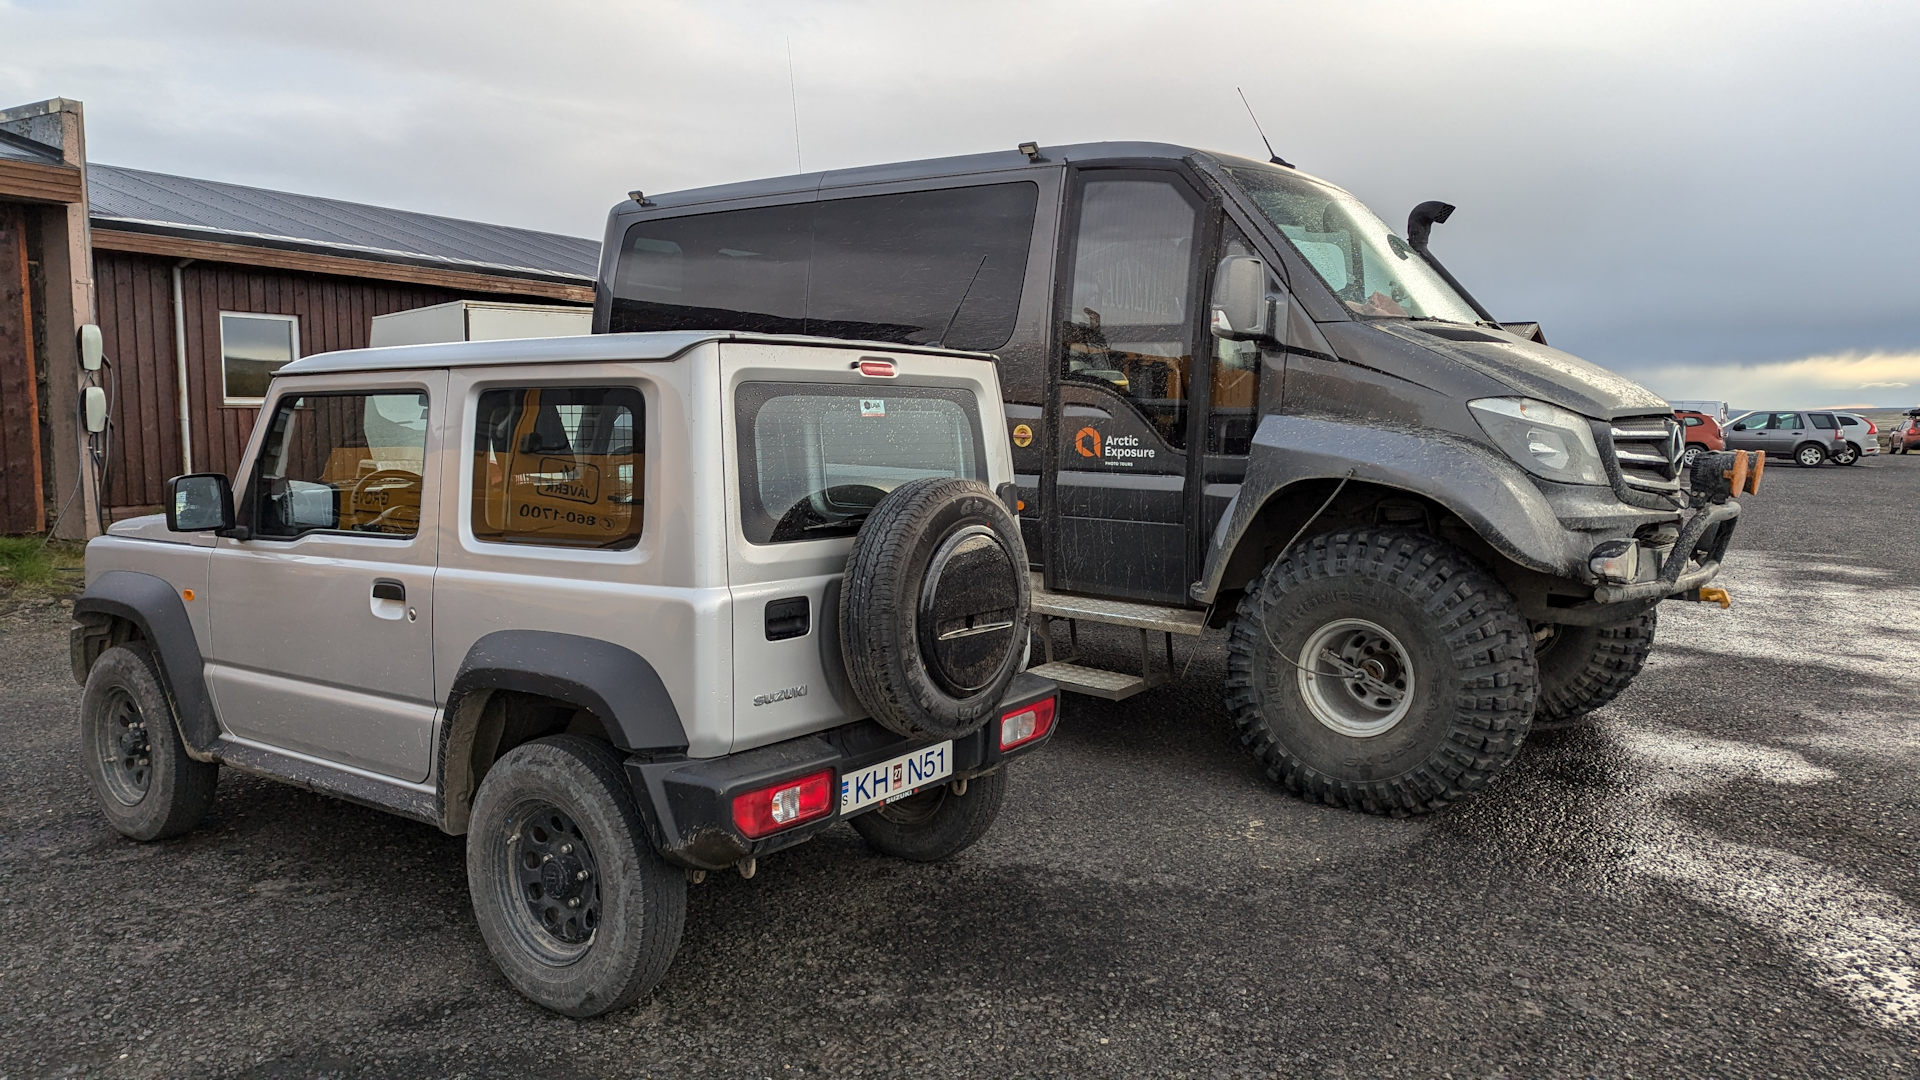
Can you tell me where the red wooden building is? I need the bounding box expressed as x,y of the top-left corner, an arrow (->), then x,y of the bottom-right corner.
0,97 -> 597,536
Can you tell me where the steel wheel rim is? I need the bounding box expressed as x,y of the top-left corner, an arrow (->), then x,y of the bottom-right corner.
1296,618 -> 1416,737
92,687 -> 152,806
497,799 -> 602,966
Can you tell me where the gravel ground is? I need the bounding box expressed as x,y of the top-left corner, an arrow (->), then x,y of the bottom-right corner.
2,456 -> 1917,1078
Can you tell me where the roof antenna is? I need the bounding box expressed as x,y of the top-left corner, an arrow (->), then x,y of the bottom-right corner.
935,254 -> 991,349
1237,87 -> 1293,169
787,37 -> 804,173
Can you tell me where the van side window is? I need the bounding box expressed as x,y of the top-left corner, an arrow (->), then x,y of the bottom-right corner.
611,183 -> 1038,351
248,392 -> 428,540
1209,224 -> 1262,455
471,387 -> 645,549
1061,178 -> 1202,448
808,184 -> 1037,350
613,203 -> 812,336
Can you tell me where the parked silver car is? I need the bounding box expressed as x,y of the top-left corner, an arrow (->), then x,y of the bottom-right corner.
1724,410 -> 1849,467
70,331 -> 1057,1017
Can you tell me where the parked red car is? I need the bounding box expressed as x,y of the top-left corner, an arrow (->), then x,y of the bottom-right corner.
1893,414 -> 1920,454
1676,410 -> 1724,466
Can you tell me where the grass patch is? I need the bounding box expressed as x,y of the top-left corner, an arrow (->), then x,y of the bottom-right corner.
0,535 -> 86,600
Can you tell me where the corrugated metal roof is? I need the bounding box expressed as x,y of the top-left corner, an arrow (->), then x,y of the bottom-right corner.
0,129 -> 66,165
87,164 -> 599,283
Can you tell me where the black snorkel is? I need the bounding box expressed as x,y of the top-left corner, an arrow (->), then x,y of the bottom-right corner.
1406,201 -> 1499,326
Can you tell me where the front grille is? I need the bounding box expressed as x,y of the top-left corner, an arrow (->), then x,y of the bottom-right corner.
1605,415 -> 1685,503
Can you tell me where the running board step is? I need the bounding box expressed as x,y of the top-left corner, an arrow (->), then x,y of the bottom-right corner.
1028,574 -> 1207,636
1026,661 -> 1150,701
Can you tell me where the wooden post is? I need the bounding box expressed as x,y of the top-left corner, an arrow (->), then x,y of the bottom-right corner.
0,98 -> 98,538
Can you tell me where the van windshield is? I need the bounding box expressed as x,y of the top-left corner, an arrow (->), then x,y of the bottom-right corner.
1222,163 -> 1483,324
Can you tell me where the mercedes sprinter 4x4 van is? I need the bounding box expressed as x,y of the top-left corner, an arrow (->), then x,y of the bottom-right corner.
592,142 -> 1755,816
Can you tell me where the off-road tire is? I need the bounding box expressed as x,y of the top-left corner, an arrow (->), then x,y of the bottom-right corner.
80,644 -> 219,841
1795,443 -> 1827,467
1224,530 -> 1537,816
840,477 -> 1029,741
467,735 -> 686,1018
1531,608 -> 1658,731
849,767 -> 1008,862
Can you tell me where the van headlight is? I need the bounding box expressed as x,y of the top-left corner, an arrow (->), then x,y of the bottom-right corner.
1469,397 -> 1606,485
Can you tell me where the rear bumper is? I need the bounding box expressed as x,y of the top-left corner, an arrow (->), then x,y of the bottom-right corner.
625,673 -> 1057,871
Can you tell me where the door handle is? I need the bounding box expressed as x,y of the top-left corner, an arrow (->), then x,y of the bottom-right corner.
371,579 -> 406,602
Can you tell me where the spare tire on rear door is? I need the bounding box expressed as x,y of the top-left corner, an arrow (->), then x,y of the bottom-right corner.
839,477 -> 1030,741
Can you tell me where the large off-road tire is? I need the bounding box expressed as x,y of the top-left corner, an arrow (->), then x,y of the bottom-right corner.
849,766 -> 1008,862
80,644 -> 219,841
467,735 -> 686,1018
840,477 -> 1029,741
1224,530 -> 1537,816
1531,608 -> 1658,731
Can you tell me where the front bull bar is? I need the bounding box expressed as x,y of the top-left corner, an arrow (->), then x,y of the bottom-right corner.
1589,449 -> 1759,605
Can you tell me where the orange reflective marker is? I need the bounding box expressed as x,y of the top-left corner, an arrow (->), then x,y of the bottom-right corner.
182,589 -> 195,602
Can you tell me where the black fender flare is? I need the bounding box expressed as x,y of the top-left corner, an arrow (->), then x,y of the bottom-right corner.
444,630 -> 688,755
1195,413 -> 1579,602
71,570 -> 221,754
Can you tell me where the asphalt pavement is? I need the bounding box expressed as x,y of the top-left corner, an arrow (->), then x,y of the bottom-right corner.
2,453 -> 1917,1078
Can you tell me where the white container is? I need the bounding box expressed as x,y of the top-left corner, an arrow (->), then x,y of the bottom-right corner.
370,300 -> 591,347
1667,399 -> 1729,423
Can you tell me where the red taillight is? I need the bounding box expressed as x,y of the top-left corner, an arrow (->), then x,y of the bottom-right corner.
731,770 -> 833,839
1867,421 -> 1878,434
999,696 -> 1057,751
855,358 -> 897,378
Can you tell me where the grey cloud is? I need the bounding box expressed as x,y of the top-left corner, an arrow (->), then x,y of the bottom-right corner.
4,0 -> 1917,404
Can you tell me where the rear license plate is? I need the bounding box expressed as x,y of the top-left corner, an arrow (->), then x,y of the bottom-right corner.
841,741 -> 952,816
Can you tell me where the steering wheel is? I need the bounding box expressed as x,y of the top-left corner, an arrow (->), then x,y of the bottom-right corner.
350,469 -> 423,532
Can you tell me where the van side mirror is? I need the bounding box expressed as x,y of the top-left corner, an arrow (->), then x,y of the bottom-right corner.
1209,255 -> 1271,341
167,474 -> 236,533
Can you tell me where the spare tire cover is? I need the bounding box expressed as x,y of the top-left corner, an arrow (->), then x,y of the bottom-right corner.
839,477 -> 1030,740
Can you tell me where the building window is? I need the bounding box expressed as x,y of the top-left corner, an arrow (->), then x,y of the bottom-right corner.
221,312 -> 300,405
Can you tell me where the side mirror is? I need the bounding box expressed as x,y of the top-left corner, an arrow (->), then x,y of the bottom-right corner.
1209,255 -> 1271,341
1730,422 -> 1746,431
167,474 -> 236,533
77,323 -> 103,372
83,385 -> 108,433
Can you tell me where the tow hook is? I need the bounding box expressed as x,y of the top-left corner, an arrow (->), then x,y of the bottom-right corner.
1676,586 -> 1732,608
1690,449 -> 1763,501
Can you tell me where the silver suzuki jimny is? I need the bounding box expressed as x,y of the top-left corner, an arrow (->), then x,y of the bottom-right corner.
71,330 -> 1056,1017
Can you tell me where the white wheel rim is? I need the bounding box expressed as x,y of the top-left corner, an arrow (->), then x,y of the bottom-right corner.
1295,618 -> 1415,737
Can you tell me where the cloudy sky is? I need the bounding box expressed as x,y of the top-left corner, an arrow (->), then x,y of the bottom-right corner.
5,0 -> 1917,408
